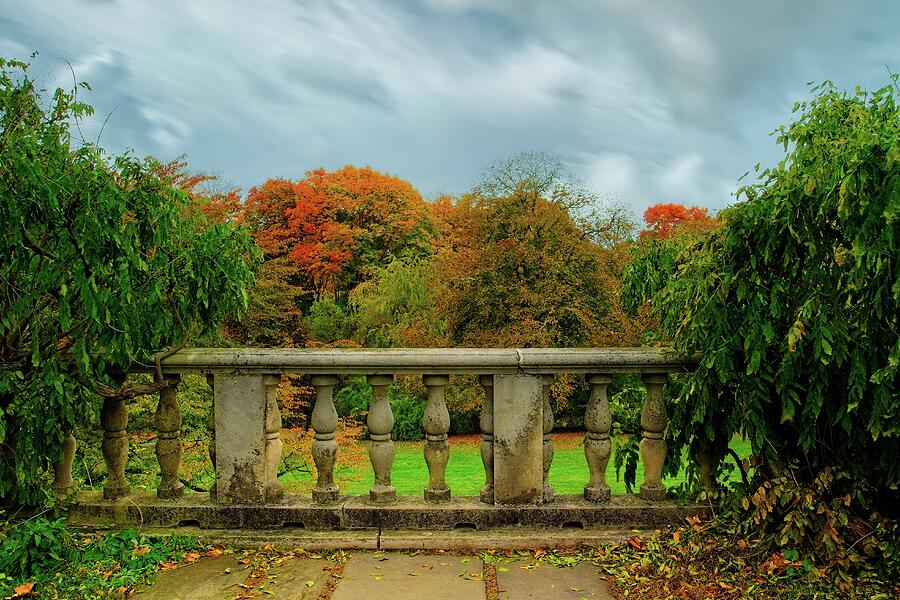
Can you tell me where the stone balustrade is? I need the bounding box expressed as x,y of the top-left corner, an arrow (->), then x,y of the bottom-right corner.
64,348 -> 706,531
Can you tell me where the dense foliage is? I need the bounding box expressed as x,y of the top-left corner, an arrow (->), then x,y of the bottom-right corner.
0,58 -> 259,503
622,80 -> 900,578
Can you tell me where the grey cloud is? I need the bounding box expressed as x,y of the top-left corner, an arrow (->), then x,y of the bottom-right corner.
4,0 -> 899,217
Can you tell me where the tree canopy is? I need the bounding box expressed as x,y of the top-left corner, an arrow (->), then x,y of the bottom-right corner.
0,58 -> 259,503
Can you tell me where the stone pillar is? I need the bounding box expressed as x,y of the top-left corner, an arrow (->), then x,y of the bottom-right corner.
493,374 -> 543,505
155,375 -> 184,499
478,375 -> 494,504
213,374 -> 267,504
206,374 -> 217,501
310,375 -> 340,503
640,373 -> 668,501
263,375 -> 284,502
422,374 -> 451,503
51,432 -> 76,496
583,374 -> 612,502
541,375 -> 555,503
696,447 -> 723,495
101,397 -> 130,500
367,374 -> 396,503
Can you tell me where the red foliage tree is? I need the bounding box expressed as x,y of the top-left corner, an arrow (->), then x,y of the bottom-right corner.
641,203 -> 714,239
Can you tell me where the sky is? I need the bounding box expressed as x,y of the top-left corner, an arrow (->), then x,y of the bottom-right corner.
3,0 -> 899,217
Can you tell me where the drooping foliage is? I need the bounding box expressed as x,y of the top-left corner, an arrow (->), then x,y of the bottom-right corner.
0,58 -> 259,503
623,80 -> 900,504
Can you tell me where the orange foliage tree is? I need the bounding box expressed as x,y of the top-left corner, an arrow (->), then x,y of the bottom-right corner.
640,203 -> 714,239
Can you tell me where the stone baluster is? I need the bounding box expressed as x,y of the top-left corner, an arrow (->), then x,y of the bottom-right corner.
156,375 -> 184,499
696,447 -> 723,497
206,374 -> 217,501
584,374 -> 612,502
640,373 -> 668,501
310,375 -> 340,503
101,395 -> 130,500
478,375 -> 494,504
541,375 -> 555,503
51,432 -> 76,496
367,374 -> 396,503
263,375 -> 284,502
422,375 -> 451,503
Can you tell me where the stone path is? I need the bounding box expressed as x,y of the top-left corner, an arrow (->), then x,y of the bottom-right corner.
136,551 -> 613,600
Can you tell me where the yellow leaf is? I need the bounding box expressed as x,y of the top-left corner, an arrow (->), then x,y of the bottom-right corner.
13,582 -> 35,596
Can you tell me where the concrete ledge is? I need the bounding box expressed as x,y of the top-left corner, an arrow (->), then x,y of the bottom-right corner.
113,525 -> 641,550
155,347 -> 697,375
69,492 -> 707,531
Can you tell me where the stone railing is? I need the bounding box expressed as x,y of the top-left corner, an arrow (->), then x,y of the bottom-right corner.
64,348 -> 705,532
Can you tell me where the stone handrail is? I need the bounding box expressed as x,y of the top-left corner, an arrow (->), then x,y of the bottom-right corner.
59,347 -> 711,532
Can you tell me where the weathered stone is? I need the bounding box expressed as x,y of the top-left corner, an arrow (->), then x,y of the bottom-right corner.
133,555 -> 249,599
493,374 -> 544,505
583,374 -> 612,503
640,373 -> 669,501
367,374 -> 396,503
156,375 -> 183,500
213,375 -> 266,505
51,431 -> 76,495
541,375 -> 555,504
422,374 -> 451,503
69,492 -> 706,532
331,553 -> 484,600
205,374 -> 217,501
479,375 -> 495,504
495,559 -> 613,599
253,557 -> 332,599
311,374 -> 340,503
101,397 -> 130,500
263,375 -> 284,502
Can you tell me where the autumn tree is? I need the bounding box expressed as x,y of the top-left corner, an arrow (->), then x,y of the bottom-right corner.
0,58 -> 258,503
640,202 -> 714,239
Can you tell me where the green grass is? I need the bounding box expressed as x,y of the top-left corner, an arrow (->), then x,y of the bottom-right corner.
279,434 -> 752,497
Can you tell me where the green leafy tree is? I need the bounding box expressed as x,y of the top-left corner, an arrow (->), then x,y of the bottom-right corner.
0,58 -> 259,503
623,79 -> 899,505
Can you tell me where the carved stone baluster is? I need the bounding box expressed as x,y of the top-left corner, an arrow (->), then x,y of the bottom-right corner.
640,373 -> 669,501
367,374 -> 396,503
206,374 -> 217,501
101,396 -> 130,500
263,375 -> 284,502
478,375 -> 494,504
311,375 -> 340,503
51,432 -> 76,496
584,374 -> 612,502
541,375 -> 555,503
156,375 -> 184,499
696,447 -> 723,497
422,374 -> 451,503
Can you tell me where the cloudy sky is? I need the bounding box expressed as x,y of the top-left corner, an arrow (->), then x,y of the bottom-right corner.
3,0 -> 898,216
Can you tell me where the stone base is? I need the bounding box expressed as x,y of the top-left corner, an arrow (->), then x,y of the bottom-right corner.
639,483 -> 666,501
584,484 -> 611,503
156,483 -> 184,500
312,487 -> 340,504
424,487 -> 450,503
69,492 -> 706,531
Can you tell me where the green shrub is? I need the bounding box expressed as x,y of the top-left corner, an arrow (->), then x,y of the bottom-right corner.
307,300 -> 352,343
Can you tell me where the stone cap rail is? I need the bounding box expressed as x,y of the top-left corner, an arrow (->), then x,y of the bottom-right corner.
154,347 -> 698,375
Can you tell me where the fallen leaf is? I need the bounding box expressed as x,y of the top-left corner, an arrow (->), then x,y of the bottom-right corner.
305,580 -> 315,588
672,532 -> 680,543
13,582 -> 35,596
134,546 -> 150,555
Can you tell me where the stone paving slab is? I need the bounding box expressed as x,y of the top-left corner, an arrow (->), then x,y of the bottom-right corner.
495,560 -> 612,600
134,555 -> 250,599
252,556 -> 332,599
331,552 -> 485,600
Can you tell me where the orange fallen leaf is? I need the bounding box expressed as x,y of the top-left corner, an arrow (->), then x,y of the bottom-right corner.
672,532 -> 681,543
628,537 -> 645,551
13,582 -> 35,596
134,546 -> 150,555
206,547 -> 224,557
185,552 -> 201,563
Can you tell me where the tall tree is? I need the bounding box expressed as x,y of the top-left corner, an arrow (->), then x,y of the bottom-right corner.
0,58 -> 258,503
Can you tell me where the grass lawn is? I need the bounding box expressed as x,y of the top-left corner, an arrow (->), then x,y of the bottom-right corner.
278,431 -> 752,497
